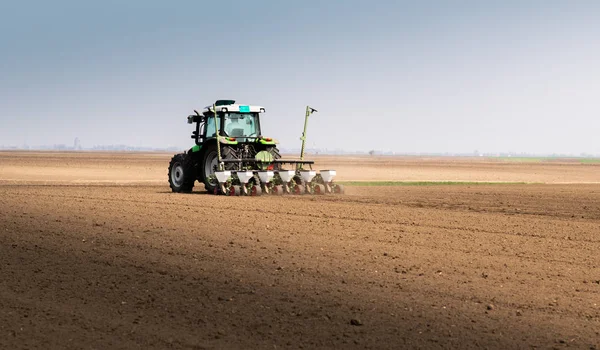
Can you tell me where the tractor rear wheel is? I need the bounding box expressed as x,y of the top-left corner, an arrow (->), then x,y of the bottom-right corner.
168,153 -> 196,193
201,143 -> 237,193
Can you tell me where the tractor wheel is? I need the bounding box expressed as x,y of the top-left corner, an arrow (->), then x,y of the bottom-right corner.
293,184 -> 305,195
250,184 -> 262,196
314,184 -> 325,195
229,185 -> 242,196
168,153 -> 196,193
272,185 -> 284,195
201,143 -> 236,193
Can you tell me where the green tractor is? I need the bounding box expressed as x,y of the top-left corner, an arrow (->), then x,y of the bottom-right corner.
168,100 -> 342,196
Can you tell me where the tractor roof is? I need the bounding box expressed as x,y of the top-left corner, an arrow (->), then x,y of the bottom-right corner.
203,100 -> 265,114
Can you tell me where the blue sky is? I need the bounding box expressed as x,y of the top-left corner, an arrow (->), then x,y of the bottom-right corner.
1,0 -> 599,154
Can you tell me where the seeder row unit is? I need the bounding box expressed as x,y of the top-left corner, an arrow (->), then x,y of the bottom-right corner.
213,169 -> 344,196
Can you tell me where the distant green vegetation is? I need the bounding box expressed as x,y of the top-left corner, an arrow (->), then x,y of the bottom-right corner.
496,157 -> 545,163
339,181 -> 531,187
493,157 -> 600,164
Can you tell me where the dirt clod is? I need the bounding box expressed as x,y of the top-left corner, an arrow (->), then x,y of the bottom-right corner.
350,319 -> 363,326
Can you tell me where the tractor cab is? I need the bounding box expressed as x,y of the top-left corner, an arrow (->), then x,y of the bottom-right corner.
188,100 -> 269,144
205,111 -> 260,142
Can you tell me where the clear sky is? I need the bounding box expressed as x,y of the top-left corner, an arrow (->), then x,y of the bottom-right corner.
1,0 -> 599,154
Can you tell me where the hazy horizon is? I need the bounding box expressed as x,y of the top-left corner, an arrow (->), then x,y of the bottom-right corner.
1,1 -> 599,155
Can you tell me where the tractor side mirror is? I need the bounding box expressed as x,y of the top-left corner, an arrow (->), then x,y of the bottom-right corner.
187,115 -> 195,124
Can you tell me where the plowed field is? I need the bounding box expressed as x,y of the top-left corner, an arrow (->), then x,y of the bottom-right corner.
1,152 -> 599,349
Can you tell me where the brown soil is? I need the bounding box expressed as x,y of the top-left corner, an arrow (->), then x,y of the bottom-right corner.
0,152 -> 599,349
1,151 -> 599,184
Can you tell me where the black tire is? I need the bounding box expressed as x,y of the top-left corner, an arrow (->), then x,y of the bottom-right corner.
201,143 -> 237,193
221,146 -> 238,171
201,143 -> 219,193
168,153 -> 195,193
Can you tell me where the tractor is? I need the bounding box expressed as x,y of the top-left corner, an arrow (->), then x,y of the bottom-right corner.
168,100 -> 343,196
